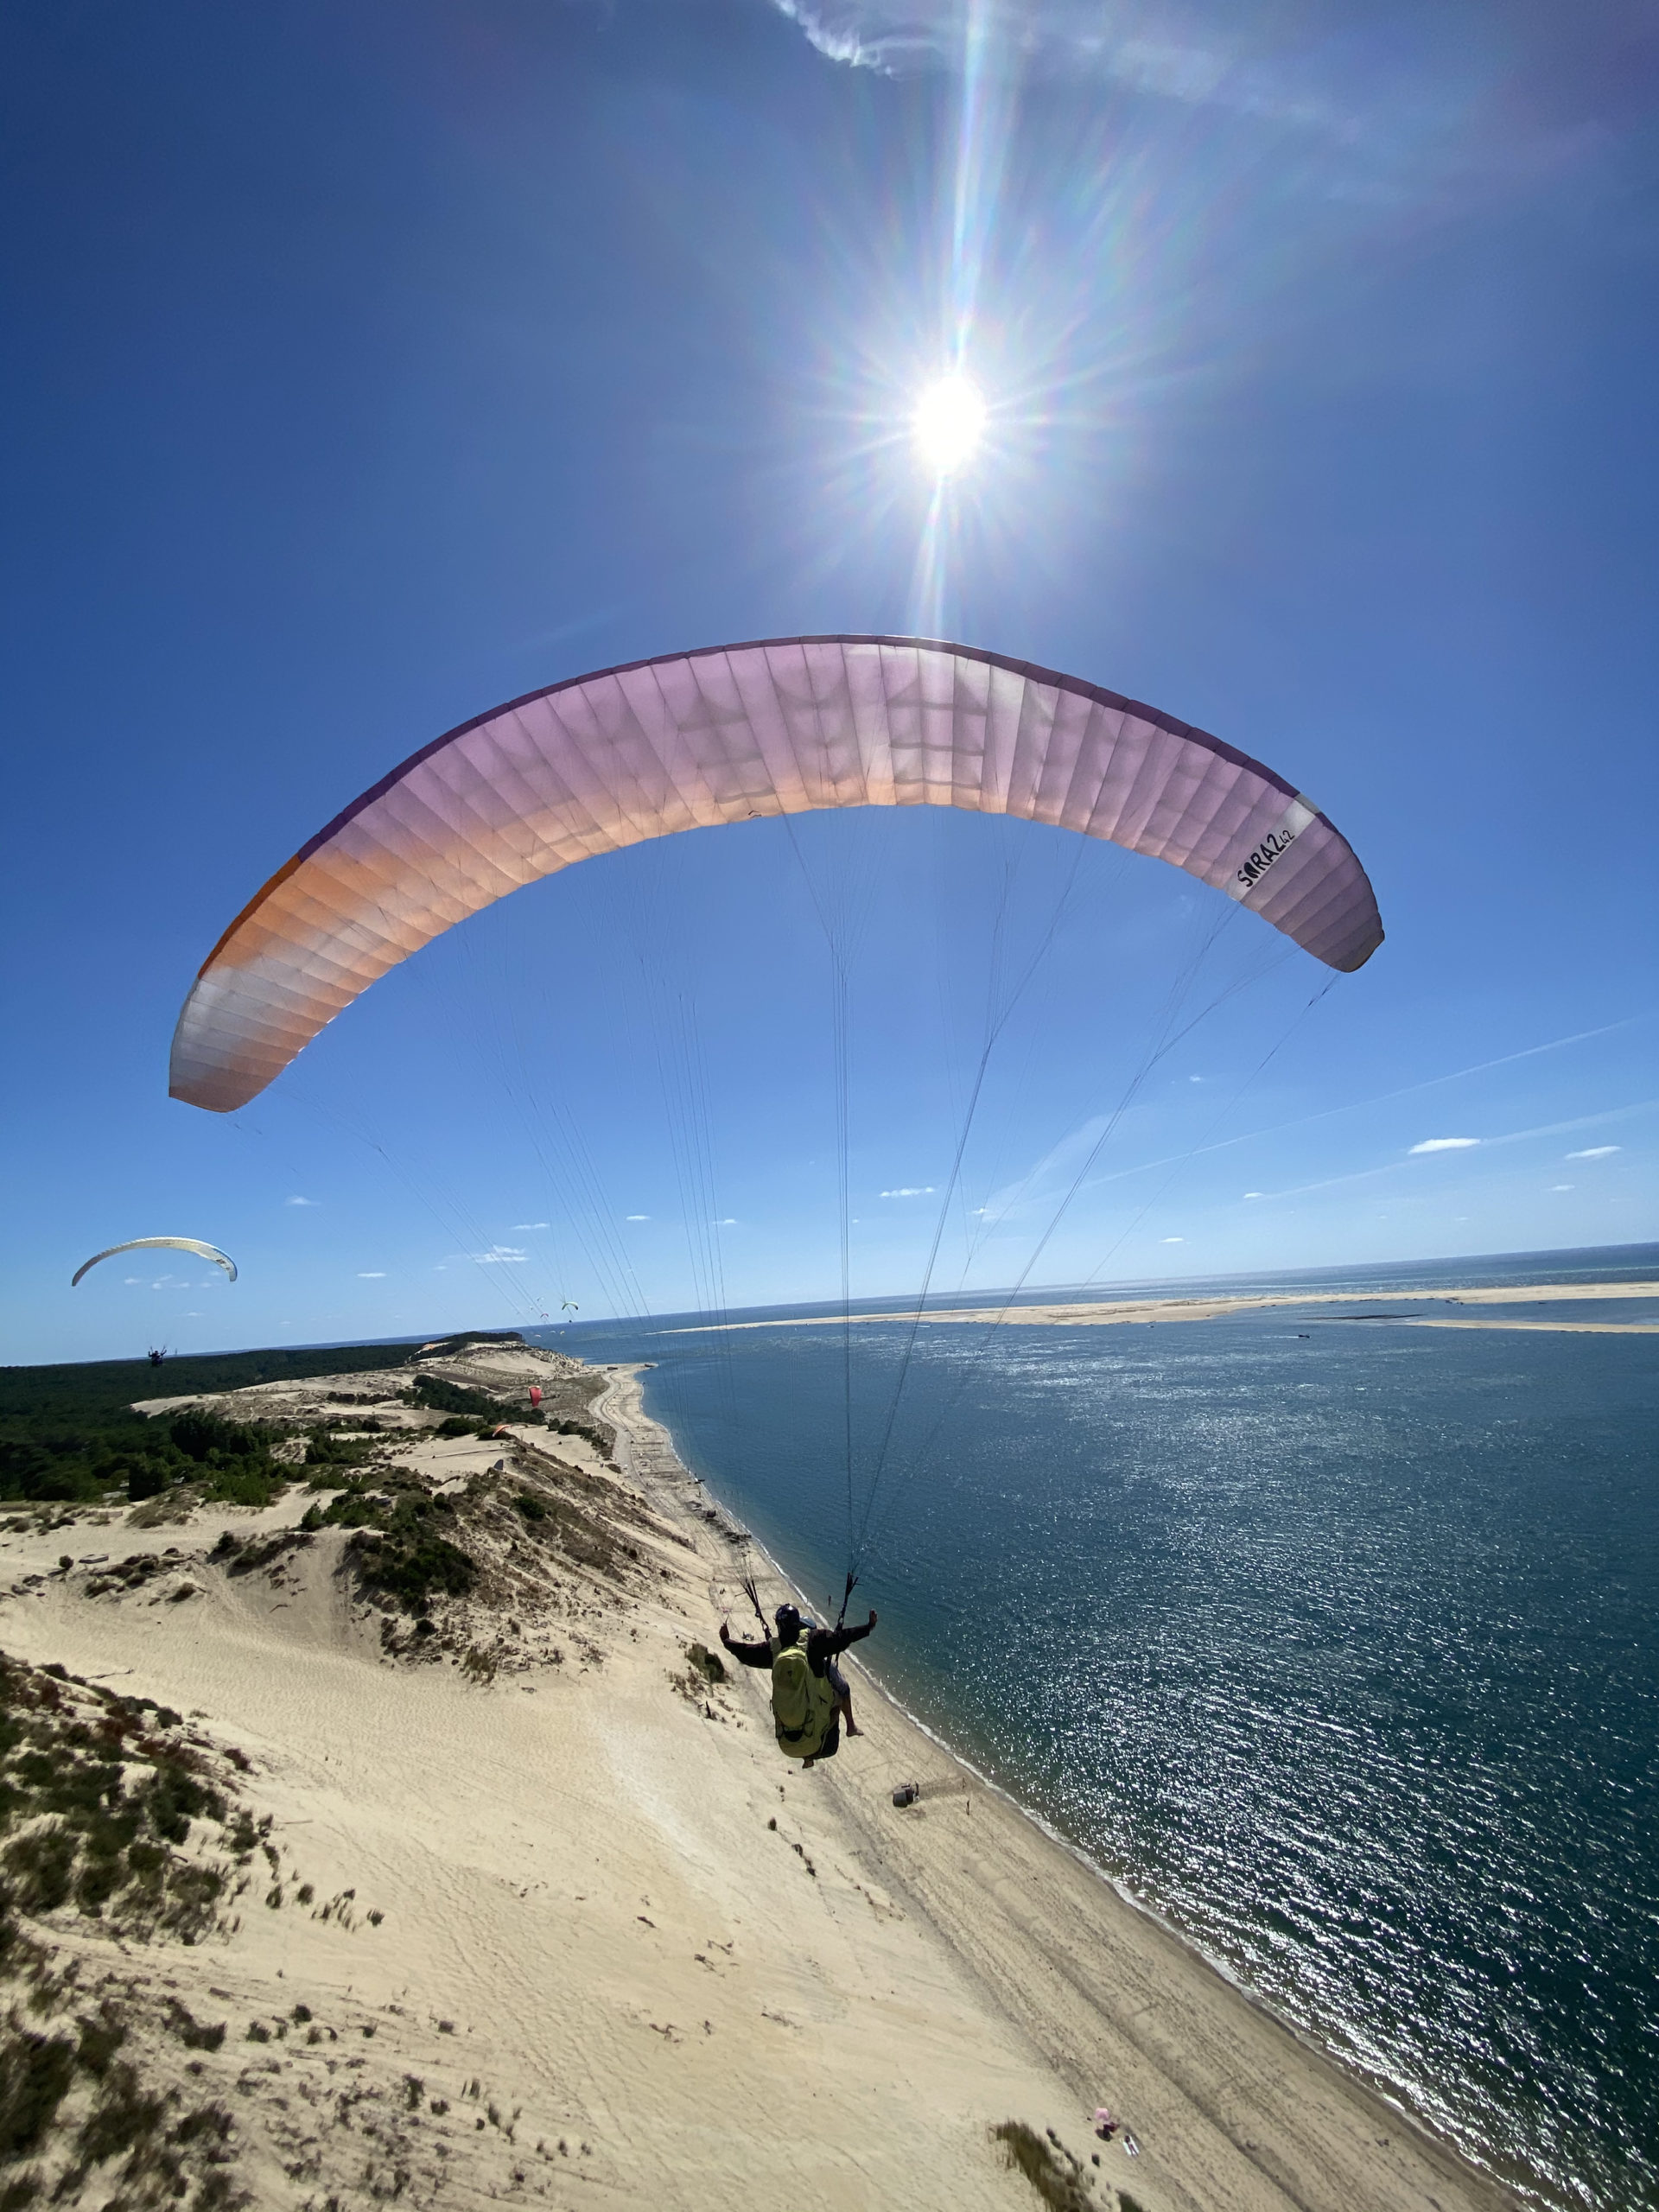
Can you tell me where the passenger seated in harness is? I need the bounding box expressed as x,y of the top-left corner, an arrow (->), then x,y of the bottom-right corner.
719,1603 -> 877,1766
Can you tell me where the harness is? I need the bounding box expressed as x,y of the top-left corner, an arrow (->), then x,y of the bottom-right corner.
768,1633 -> 838,1761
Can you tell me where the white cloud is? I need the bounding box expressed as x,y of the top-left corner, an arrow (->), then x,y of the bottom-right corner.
1551,1184 -> 1574,1192
285,1194 -> 318,1207
124,1276 -> 142,1284
713,1217 -> 738,1226
626,1214 -> 650,1223
1409,1137 -> 1480,1154
1243,1192 -> 1265,1200
766,0 -> 1648,207
1566,1146 -> 1620,1160
358,1271 -> 387,1279
1159,1236 -> 1185,1243
880,1185 -> 936,1198
512,1221 -> 550,1230
463,1246 -> 528,1265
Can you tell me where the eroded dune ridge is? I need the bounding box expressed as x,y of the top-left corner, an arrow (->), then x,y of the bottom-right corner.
1,1341 -> 1517,2212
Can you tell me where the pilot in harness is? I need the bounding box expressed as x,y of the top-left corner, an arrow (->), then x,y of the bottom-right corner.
720,1598 -> 878,1766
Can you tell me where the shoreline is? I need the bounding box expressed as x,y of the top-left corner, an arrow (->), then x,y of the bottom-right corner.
0,1340 -> 1533,2211
601,1361 -> 1529,2212
667,1280 -> 1659,1336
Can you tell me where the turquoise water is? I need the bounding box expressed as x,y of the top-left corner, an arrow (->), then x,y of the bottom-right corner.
543,1247 -> 1659,2210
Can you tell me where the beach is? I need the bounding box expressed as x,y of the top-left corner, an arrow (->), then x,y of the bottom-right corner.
676,1281 -> 1659,1335
0,1339 -> 1522,2212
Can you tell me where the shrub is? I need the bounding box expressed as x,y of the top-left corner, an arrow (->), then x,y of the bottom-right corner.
0,2024 -> 78,2159
303,1425 -> 378,1467
168,1408 -> 269,1465
990,2122 -> 1093,2212
200,1465 -> 282,1509
0,1439 -> 103,1503
409,1376 -> 505,1421
354,1525 -> 477,1611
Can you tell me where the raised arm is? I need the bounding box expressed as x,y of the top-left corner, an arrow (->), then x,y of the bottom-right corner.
718,1621 -> 773,1669
817,1611 -> 878,1658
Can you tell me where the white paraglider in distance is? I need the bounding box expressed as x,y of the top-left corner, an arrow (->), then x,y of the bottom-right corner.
72,1236 -> 238,1287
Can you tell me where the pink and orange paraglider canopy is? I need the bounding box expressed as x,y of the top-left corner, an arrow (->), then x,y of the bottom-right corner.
170,636 -> 1382,1112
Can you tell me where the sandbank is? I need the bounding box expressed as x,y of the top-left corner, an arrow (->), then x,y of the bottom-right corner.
0,1343 -> 1521,2212
672,1281 -> 1659,1336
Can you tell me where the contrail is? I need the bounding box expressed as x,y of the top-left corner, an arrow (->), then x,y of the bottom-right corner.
1241,1096 -> 1658,1205
1038,1011 -> 1659,1204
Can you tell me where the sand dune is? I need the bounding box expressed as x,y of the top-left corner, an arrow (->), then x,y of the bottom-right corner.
0,1346 -> 1518,2212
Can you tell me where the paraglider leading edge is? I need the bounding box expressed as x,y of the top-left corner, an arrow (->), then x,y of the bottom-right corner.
73,1237 -> 238,1288
169,635 -> 1383,1113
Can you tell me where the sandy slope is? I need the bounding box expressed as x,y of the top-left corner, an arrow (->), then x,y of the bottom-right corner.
0,1350 -> 1519,2212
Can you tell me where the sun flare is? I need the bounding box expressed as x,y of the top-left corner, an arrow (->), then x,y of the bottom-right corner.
912,373 -> 987,475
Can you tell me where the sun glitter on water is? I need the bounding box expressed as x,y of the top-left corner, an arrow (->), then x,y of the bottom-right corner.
912,373 -> 986,475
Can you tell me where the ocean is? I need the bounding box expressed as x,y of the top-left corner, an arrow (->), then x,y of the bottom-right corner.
537,1245 -> 1659,2211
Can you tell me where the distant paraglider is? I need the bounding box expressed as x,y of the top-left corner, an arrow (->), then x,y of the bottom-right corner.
72,1237 -> 238,1288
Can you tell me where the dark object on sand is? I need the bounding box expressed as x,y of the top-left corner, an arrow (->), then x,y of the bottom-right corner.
893,1782 -> 920,1808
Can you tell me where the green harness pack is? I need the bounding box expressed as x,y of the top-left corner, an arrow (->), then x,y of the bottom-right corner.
770,1637 -> 837,1760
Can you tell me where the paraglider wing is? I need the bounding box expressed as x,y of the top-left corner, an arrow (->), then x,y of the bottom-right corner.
73,1237 -> 238,1288
170,637 -> 1382,1113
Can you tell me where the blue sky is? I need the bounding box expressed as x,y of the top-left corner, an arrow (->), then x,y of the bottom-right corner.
3,0 -> 1656,1363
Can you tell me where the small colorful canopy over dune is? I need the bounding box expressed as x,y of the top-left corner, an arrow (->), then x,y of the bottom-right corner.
169,636 -> 1383,1113
72,1237 -> 238,1287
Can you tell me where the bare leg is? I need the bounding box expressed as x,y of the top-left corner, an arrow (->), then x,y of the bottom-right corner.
836,1688 -> 861,1738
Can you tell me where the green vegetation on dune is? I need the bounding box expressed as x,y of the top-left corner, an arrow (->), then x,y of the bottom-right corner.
1,1341 -> 433,1426
407,1374 -> 520,1423
0,1332 -> 611,1507
298,1481 -> 480,1611
0,1654 -> 269,2208
0,1342 -> 434,1506
1,1401 -> 289,1510
0,1655 -> 257,1948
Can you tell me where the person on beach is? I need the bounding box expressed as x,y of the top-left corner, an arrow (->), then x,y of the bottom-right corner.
720,1602 -> 877,1766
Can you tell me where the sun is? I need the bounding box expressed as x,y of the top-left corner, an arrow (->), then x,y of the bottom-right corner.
912,373 -> 987,475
